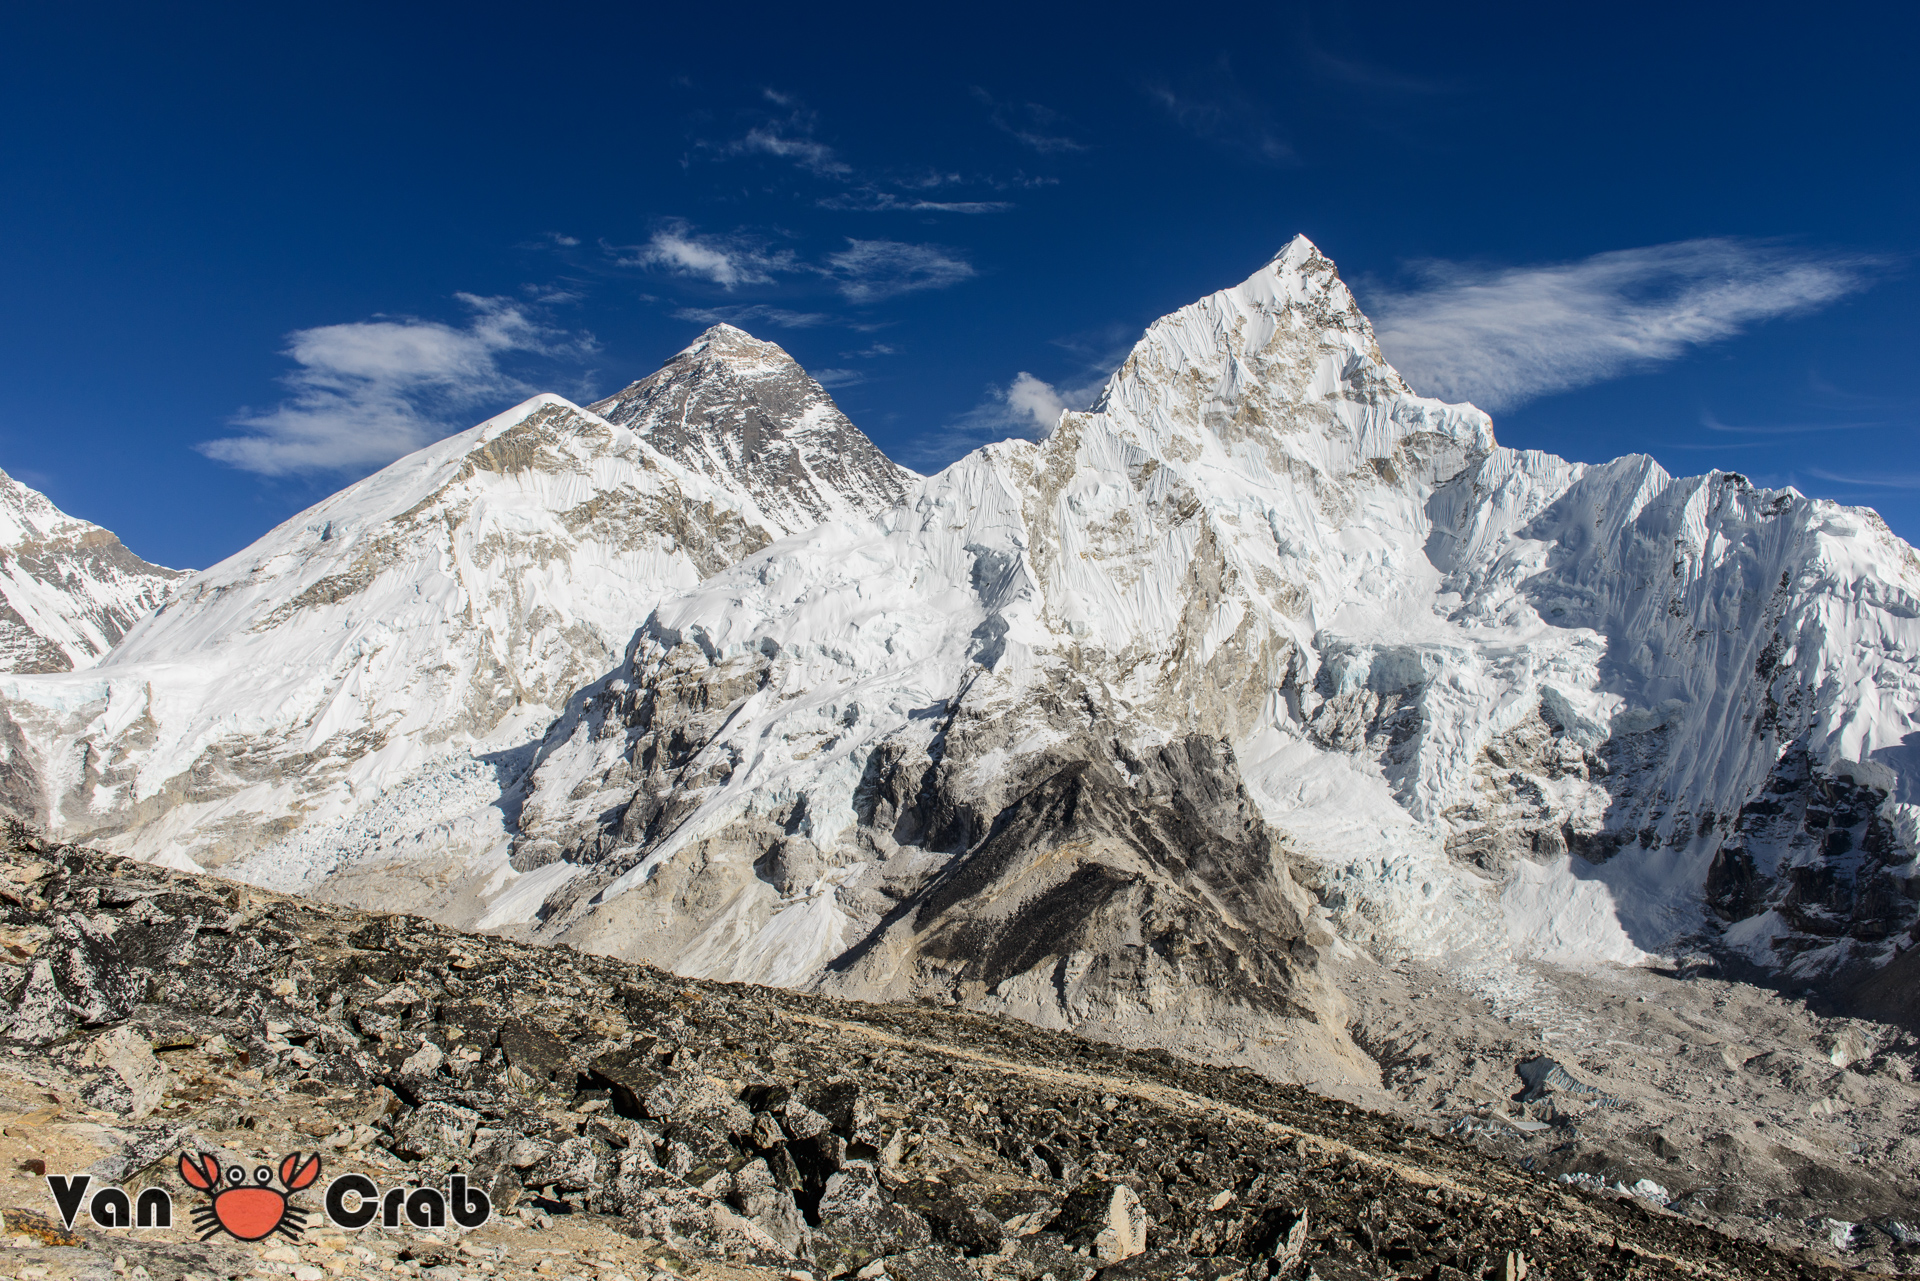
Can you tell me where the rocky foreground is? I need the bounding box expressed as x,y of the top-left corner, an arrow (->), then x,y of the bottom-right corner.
0,830 -> 1887,1281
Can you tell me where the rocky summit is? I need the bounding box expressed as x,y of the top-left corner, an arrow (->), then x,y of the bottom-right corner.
0,828 -> 1891,1281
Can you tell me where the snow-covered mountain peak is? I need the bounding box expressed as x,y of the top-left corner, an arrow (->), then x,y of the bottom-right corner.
589,327 -> 916,537
1087,234 -> 1491,500
8,236 -> 1920,1097
0,468 -> 181,673
0,362 -> 881,873
490,237 -> 1920,1057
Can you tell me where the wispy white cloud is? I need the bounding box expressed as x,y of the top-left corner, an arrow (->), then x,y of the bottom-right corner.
734,123 -> 849,177
818,188 -> 1012,214
828,240 -> 974,303
1369,240 -> 1881,410
200,297 -> 594,477
917,368 -> 1114,471
1700,410 -> 1885,435
1002,372 -> 1073,434
1807,468 -> 1920,490
972,88 -> 1086,154
707,92 -> 1025,215
673,303 -> 840,329
623,222 -> 974,306
1148,61 -> 1293,165
616,223 -> 797,289
712,93 -> 851,177
813,368 -> 865,389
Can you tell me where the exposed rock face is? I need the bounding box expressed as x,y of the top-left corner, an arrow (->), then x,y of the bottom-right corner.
0,830 -> 1887,1280
1426,451 -> 1920,982
818,736 -> 1359,1078
589,325 -> 916,537
0,467 -> 181,673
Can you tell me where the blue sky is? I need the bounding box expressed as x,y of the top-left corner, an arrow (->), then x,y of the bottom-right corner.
2,1 -> 1914,569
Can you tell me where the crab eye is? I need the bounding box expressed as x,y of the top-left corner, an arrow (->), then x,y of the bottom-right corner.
255,1166 -> 273,1185
227,1166 -> 247,1185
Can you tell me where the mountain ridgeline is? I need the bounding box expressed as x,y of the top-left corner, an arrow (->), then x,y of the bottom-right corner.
2,238 -> 1918,1103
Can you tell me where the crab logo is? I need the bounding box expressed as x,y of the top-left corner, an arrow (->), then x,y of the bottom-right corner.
178,1151 -> 322,1242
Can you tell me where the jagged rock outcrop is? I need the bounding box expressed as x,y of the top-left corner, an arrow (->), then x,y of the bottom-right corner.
0,467 -> 181,673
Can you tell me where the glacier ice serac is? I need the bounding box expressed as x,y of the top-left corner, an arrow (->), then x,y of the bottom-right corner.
3,236 -> 1918,1084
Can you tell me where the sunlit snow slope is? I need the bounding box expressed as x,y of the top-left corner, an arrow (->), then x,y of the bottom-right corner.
502,237 -> 1920,1034
0,468 -> 182,674
0,331 -> 913,889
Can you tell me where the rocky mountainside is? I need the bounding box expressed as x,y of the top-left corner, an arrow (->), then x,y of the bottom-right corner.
0,830 -> 1895,1281
0,468 -> 181,674
498,237 -> 1920,1067
588,326 -> 917,538
0,338 -> 908,884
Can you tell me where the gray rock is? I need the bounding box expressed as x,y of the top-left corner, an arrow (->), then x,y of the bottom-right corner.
1050,1178 -> 1147,1262
389,1101 -> 480,1161
524,1135 -> 600,1193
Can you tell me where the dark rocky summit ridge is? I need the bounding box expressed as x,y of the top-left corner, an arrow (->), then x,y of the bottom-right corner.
589,326 -> 915,537
0,826 -> 1884,1281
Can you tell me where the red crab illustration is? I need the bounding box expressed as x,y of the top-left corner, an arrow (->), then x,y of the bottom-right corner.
179,1151 -> 321,1241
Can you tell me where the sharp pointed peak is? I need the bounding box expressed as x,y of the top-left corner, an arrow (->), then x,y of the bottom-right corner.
680,322 -> 791,362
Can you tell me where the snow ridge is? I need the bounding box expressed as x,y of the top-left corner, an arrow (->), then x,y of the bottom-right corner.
0,346 -> 911,881
0,468 -> 182,673
502,236 -> 1920,1019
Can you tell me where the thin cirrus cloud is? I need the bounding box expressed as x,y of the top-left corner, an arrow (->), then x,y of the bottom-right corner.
818,189 -> 1013,214
827,240 -> 974,302
971,88 -> 1086,154
731,122 -> 850,177
724,93 -> 852,177
711,92 -> 1015,215
615,224 -> 797,289
627,224 -> 975,306
1807,468 -> 1920,491
199,296 -> 595,477
673,304 -> 842,330
1700,410 -> 1885,436
1148,61 -> 1294,166
1368,239 -> 1882,411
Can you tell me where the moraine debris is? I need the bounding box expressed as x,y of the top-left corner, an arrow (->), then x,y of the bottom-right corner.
0,826 -> 1885,1280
